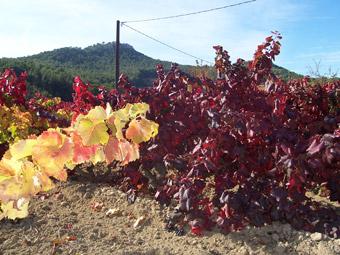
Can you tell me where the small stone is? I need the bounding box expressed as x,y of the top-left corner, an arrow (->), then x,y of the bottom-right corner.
274,245 -> 286,254
213,237 -> 220,244
333,241 -> 340,253
72,195 -> 81,201
42,205 -> 50,211
198,244 -> 207,250
80,245 -> 88,251
154,232 -> 161,239
236,247 -> 249,255
36,219 -> 47,226
282,224 -> 292,238
77,185 -> 87,193
106,190 -> 115,196
298,234 -> 305,241
168,211 -> 182,221
99,231 -> 107,238
105,208 -> 122,217
133,216 -> 146,228
118,228 -> 126,235
310,232 -> 323,241
110,244 -> 116,251
89,233 -> 97,240
272,233 -> 280,241
83,192 -> 92,199
47,215 -> 59,220
55,193 -> 64,200
57,228 -> 67,236
23,236 -> 33,246
133,238 -> 144,245
91,201 -> 104,211
60,201 -> 68,206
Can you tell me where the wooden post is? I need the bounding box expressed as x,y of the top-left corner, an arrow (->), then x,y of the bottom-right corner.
115,20 -> 120,86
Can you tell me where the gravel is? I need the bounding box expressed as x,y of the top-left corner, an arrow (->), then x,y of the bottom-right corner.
0,181 -> 339,255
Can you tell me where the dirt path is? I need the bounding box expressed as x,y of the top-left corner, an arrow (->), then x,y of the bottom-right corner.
1,181 -> 339,255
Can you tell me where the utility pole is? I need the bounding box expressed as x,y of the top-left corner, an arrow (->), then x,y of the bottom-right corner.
115,20 -> 120,86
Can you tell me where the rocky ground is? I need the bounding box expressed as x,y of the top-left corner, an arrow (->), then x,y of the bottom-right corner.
0,181 -> 339,255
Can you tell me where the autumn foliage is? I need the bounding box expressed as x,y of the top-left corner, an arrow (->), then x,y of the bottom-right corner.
0,33 -> 339,237
0,103 -> 158,220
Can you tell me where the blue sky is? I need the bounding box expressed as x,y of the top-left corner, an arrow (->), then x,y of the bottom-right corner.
1,0 -> 339,76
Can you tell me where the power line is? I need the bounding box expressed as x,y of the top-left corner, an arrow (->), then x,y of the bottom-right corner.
122,23 -> 214,65
122,0 -> 256,24
117,0 -> 257,69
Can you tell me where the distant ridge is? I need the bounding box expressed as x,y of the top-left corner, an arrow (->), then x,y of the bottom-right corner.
0,42 -> 301,100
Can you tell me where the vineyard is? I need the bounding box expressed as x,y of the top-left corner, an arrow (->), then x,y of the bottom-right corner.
0,33 -> 339,254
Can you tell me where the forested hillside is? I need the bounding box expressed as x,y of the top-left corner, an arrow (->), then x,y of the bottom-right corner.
0,42 -> 301,100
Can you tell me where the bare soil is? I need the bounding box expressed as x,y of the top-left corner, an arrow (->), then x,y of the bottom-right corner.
0,181 -> 339,255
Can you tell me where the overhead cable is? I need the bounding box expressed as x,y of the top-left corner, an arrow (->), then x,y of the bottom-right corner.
122,23 -> 213,65
122,0 -> 256,23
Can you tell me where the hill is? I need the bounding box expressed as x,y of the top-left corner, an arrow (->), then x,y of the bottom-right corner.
0,42 -> 301,100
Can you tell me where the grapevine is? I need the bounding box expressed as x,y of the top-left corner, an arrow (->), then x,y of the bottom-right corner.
0,103 -> 158,220
0,33 -> 339,238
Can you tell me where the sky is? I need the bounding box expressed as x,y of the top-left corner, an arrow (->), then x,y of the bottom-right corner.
1,0 -> 340,76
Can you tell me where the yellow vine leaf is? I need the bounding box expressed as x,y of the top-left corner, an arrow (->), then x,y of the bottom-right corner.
128,103 -> 149,119
9,139 -> 37,160
77,120 -> 108,146
108,109 -> 130,139
90,146 -> 106,165
126,117 -> 159,144
103,136 -> 139,165
129,103 -> 149,117
105,102 -> 113,116
0,102 -> 158,221
106,103 -> 150,139
75,106 -> 109,146
0,199 -> 29,220
0,175 -> 11,183
71,132 -> 100,164
32,129 -> 73,181
0,158 -> 51,202
36,170 -> 55,192
65,161 -> 76,170
0,151 -> 17,176
53,168 -> 68,182
106,114 -> 117,137
86,105 -> 107,122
